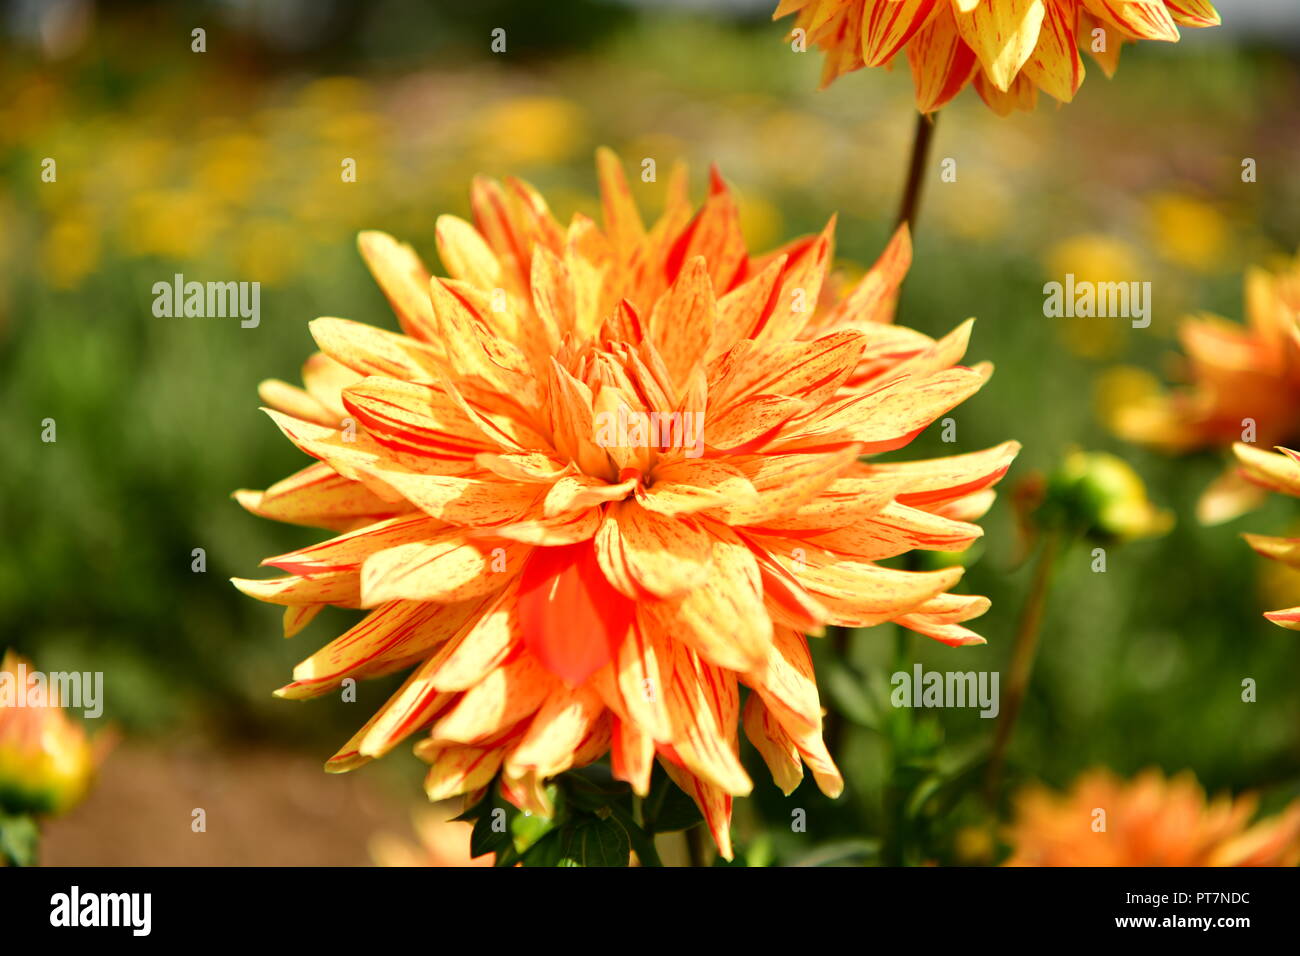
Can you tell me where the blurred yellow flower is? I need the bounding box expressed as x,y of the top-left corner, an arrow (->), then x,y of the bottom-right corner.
1096,365 -> 1162,430
952,823 -> 996,864
0,651 -> 97,817
1148,192 -> 1229,272
234,217 -> 303,286
1005,767 -> 1300,866
1046,233 -> 1143,287
101,135 -> 176,196
296,76 -> 373,113
1045,234 -> 1144,358
40,212 -> 101,290
124,189 -> 226,261
476,97 -> 588,165
0,77 -> 60,148
195,133 -> 266,206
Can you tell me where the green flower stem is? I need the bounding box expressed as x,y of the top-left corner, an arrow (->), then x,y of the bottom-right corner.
618,799 -> 664,868
985,528 -> 1064,802
882,626 -> 916,867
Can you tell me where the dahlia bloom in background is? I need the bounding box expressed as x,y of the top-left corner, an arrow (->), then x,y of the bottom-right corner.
1233,442 -> 1300,629
1005,768 -> 1300,866
234,150 -> 1019,858
774,0 -> 1220,114
0,651 -> 96,818
1109,255 -> 1300,524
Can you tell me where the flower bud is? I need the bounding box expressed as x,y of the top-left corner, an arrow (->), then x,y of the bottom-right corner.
1042,451 -> 1173,542
0,651 -> 96,816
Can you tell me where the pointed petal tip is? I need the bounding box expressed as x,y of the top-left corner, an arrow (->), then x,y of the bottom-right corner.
324,753 -> 369,774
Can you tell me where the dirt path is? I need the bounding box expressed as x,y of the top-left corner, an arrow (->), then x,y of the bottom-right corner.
40,742 -> 415,866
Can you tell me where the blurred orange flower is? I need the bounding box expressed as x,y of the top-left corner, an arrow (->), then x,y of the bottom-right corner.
1006,768 -> 1300,866
234,150 -> 1018,858
0,650 -> 97,817
1109,254 -> 1300,524
774,0 -> 1220,114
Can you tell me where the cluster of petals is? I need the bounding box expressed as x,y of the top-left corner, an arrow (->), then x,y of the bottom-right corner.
234,150 -> 1017,856
1113,255 -> 1300,524
1005,767 -> 1300,866
774,0 -> 1219,114
1234,442 -> 1300,630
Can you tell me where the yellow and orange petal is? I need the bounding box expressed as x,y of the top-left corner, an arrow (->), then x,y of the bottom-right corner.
775,0 -> 1220,115
1233,442 -> 1300,629
234,149 -> 1019,858
0,651 -> 98,817
1110,254 -> 1300,524
1005,767 -> 1300,866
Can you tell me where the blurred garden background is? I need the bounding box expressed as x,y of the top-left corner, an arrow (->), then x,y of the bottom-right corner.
2,0 -> 1299,864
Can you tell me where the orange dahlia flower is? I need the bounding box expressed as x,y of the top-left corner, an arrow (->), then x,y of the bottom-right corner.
774,0 -> 1220,114
1005,767 -> 1300,866
234,150 -> 1018,858
1110,255 -> 1300,524
1233,442 -> 1300,629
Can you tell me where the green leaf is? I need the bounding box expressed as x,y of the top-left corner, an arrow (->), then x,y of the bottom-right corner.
563,765 -> 634,816
518,816 -> 632,867
822,659 -> 880,730
520,828 -> 574,867
620,816 -> 665,867
789,838 -> 881,867
0,813 -> 39,867
470,804 -> 515,861
570,817 -> 631,867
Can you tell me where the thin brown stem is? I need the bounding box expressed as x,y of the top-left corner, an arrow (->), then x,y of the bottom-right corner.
895,111 -> 939,232
985,530 -> 1062,803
